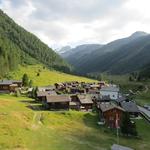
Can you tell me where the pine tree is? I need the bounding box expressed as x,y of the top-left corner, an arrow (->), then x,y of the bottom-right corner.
29,80 -> 33,87
120,112 -> 137,136
22,73 -> 29,87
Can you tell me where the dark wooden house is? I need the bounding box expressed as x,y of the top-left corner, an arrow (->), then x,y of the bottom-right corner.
98,103 -> 124,128
37,91 -> 57,101
0,80 -> 22,93
43,95 -> 70,110
70,95 -> 80,110
77,95 -> 93,111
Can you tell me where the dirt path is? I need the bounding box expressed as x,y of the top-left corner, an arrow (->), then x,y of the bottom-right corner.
144,85 -> 149,93
31,112 -> 43,129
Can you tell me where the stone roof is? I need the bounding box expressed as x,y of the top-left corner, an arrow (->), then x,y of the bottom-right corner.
37,91 -> 57,97
46,95 -> 70,103
121,101 -> 139,113
99,103 -> 124,112
111,144 -> 134,150
0,80 -> 12,85
100,86 -> 119,92
77,95 -> 93,104
0,80 -> 22,85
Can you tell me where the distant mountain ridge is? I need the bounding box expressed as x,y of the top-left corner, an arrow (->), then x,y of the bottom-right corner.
0,9 -> 71,76
61,31 -> 150,75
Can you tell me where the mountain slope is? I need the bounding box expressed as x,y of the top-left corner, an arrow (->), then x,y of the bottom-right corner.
0,10 -> 71,77
64,32 -> 150,75
60,44 -> 103,67
139,63 -> 150,80
9,64 -> 96,86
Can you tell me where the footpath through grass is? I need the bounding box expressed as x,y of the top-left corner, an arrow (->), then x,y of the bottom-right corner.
0,94 -> 150,150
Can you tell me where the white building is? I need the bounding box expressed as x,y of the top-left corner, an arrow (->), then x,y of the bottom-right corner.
100,85 -> 120,100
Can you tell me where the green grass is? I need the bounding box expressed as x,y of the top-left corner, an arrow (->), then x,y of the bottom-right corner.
135,90 -> 150,106
8,65 -> 97,86
0,94 -> 150,150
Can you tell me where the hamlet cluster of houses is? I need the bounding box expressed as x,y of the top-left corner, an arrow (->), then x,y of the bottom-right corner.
0,80 -> 140,129
36,81 -> 140,128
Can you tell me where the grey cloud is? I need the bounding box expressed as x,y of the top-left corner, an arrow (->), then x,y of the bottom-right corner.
30,0 -> 126,22
0,0 -> 150,48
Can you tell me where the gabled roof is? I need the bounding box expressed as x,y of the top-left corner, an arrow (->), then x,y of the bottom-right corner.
121,101 -> 139,113
100,86 -> 119,92
0,80 -> 13,85
99,103 -> 124,112
111,144 -> 134,150
37,91 -> 57,97
0,80 -> 22,85
77,95 -> 93,104
46,95 -> 70,103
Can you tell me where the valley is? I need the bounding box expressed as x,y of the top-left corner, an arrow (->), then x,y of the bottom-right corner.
0,6 -> 150,150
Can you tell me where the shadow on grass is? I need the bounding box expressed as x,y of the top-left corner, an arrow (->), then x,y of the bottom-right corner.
26,104 -> 46,111
20,100 -> 38,104
83,112 -> 99,129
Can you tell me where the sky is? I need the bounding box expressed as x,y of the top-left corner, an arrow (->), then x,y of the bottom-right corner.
0,0 -> 150,50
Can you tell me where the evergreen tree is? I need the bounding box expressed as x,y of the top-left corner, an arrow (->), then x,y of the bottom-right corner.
29,80 -> 33,87
120,112 -> 137,136
31,86 -> 38,99
22,73 -> 29,87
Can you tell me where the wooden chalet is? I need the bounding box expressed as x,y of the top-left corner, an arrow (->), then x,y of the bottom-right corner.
98,102 -> 124,128
0,80 -> 22,93
70,87 -> 85,94
70,95 -> 81,110
37,91 -> 57,101
43,95 -> 70,110
99,81 -> 106,87
77,95 -> 93,111
54,83 -> 65,90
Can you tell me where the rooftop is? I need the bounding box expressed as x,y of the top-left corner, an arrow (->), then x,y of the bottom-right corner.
37,91 -> 57,97
77,95 -> 93,104
99,103 -> 124,112
100,85 -> 119,92
111,144 -> 134,150
46,95 -> 70,103
121,101 -> 139,113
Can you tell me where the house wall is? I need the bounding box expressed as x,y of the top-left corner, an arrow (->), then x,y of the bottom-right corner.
46,102 -> 69,110
81,103 -> 93,111
100,91 -> 119,100
0,85 -> 10,91
103,109 -> 123,128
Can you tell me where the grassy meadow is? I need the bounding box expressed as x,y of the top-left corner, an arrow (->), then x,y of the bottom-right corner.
8,65 -> 97,86
0,94 -> 150,150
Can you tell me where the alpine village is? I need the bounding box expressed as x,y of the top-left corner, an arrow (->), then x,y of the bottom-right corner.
0,5 -> 150,150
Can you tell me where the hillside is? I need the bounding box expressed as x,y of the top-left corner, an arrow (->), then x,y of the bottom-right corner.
9,65 -> 97,86
0,10 -> 71,77
0,94 -> 150,150
60,44 -> 103,58
63,32 -> 150,75
139,63 -> 150,80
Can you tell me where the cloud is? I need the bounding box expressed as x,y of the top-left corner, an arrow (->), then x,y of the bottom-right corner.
0,0 -> 150,49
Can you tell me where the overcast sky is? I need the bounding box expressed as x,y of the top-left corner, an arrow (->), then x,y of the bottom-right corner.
0,0 -> 150,49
